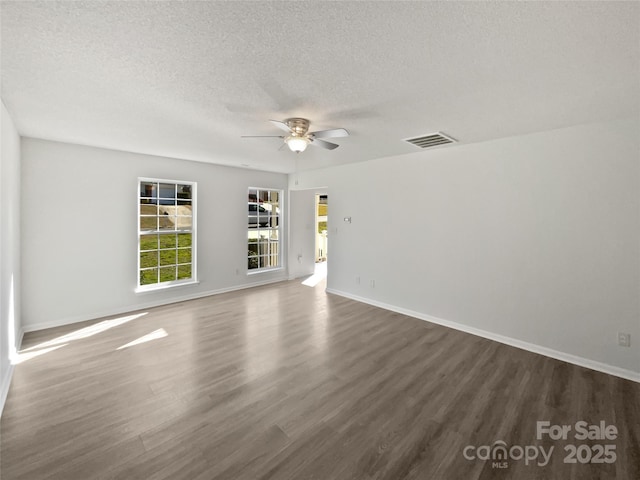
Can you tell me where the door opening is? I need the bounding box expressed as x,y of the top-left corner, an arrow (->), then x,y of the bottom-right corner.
316,194 -> 328,263
300,193 -> 328,287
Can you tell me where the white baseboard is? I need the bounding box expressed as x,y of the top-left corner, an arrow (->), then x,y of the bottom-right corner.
0,328 -> 23,418
0,363 -> 15,418
23,277 -> 287,333
326,288 -> 640,384
17,327 -> 24,351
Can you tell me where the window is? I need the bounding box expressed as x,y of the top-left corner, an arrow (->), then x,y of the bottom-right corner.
248,188 -> 281,272
138,179 -> 196,290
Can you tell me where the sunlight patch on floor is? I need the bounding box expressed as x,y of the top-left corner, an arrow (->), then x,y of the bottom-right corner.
116,328 -> 168,350
18,312 -> 149,358
301,262 -> 327,287
13,344 -> 68,364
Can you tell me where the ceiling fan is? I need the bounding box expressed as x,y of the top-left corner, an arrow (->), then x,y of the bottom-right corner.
242,118 -> 349,153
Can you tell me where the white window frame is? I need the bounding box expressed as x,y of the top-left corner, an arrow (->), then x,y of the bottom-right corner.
136,177 -> 198,292
247,187 -> 283,274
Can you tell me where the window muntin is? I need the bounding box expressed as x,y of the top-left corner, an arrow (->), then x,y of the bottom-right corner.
138,179 -> 196,289
248,188 -> 281,272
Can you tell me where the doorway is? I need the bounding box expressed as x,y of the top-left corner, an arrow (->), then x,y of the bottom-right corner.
299,193 -> 328,287
315,194 -> 328,263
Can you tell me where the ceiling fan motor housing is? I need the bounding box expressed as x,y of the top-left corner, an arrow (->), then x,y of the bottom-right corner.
285,118 -> 310,136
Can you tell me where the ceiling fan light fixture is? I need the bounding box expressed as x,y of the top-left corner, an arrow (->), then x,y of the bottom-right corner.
243,118 -> 347,152
286,135 -> 309,153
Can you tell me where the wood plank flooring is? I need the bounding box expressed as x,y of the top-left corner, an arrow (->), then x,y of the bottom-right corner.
1,277 -> 638,479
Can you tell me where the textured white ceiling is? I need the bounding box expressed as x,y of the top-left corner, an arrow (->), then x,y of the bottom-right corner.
1,1 -> 638,173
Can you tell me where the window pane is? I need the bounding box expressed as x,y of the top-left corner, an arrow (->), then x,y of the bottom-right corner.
248,242 -> 259,255
158,216 -> 176,230
258,240 -> 267,256
176,216 -> 192,229
248,188 -> 257,202
248,253 -> 259,269
140,182 -> 156,198
159,183 -> 176,199
140,268 -> 158,285
177,233 -> 192,248
177,205 -> 192,216
177,264 -> 192,279
159,266 -> 177,282
159,234 -> 177,249
140,216 -> 157,230
177,184 -> 192,200
159,249 -> 176,266
177,248 -> 191,264
140,251 -> 158,268
140,234 -> 158,251
140,203 -> 158,215
258,230 -> 271,240
248,203 -> 259,228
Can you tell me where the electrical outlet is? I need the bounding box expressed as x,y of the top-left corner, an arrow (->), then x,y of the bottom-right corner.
617,332 -> 631,347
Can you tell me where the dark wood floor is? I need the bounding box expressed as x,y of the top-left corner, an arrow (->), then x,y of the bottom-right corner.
1,276 -> 638,479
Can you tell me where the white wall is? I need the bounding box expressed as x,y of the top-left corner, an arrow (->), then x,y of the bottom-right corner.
291,118 -> 640,379
21,138 -> 288,331
1,102 -> 21,414
288,189 -> 317,279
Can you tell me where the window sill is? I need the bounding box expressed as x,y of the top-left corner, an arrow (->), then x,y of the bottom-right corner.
135,279 -> 199,294
246,267 -> 284,276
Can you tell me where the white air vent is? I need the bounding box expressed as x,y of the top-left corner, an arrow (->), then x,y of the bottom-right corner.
404,132 -> 456,149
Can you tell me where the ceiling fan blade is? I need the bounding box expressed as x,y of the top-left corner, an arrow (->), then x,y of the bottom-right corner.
311,138 -> 339,150
269,120 -> 293,133
241,135 -> 285,138
310,128 -> 349,139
